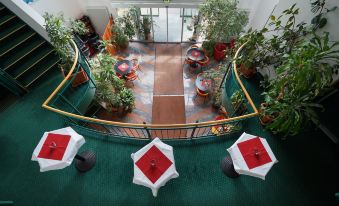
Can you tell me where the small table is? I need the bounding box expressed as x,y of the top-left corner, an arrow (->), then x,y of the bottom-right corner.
187,47 -> 205,68
195,73 -> 212,92
114,59 -> 133,75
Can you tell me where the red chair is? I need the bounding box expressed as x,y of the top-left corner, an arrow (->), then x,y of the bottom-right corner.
125,70 -> 138,86
194,88 -> 209,103
131,58 -> 144,73
116,72 -> 124,79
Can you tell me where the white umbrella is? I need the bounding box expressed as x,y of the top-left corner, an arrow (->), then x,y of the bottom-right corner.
32,127 -> 86,172
131,138 -> 179,197
226,132 -> 278,180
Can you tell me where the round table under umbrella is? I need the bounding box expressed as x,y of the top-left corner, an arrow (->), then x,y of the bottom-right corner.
32,127 -> 96,173
186,48 -> 205,68
114,59 -> 134,75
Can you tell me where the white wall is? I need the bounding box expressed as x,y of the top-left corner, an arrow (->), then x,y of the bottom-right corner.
31,0 -> 86,19
248,0 -> 279,30
271,0 -> 339,41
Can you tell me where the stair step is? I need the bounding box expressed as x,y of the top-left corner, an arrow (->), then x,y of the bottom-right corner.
0,21 -> 25,41
0,14 -> 16,26
1,37 -> 46,70
0,28 -> 36,57
10,46 -> 55,79
19,55 -> 60,87
0,5 -> 6,12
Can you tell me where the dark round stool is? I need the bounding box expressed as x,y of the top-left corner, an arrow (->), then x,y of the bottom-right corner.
75,150 -> 96,172
220,155 -> 239,178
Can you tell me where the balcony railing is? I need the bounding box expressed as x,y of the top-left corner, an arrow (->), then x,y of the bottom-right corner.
42,41 -> 258,141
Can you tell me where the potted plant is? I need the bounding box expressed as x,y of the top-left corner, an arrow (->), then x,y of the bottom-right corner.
117,13 -> 136,40
261,32 -> 339,136
111,24 -> 129,51
202,40 -> 216,57
199,0 -> 248,61
118,88 -> 135,112
141,16 -> 152,41
231,90 -> 247,115
44,13 -> 89,87
90,53 -> 135,113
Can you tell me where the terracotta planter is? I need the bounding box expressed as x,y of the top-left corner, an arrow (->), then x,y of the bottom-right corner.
144,32 -> 151,41
259,115 -> 274,125
239,64 -> 256,78
214,43 -> 227,61
259,103 -> 275,125
71,67 -> 89,87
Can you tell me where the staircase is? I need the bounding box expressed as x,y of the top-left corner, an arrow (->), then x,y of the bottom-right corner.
0,2 -> 60,93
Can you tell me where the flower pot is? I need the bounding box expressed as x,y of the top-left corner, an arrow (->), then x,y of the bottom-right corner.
144,32 -> 151,41
71,67 -> 89,88
259,115 -> 274,125
214,43 -> 227,61
239,64 -> 256,78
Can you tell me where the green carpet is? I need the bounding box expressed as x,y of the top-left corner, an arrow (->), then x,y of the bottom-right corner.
0,71 -> 338,206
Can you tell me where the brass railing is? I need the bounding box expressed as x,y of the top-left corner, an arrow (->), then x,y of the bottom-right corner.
42,41 -> 258,140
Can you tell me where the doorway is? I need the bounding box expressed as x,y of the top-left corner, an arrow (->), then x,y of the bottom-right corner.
115,6 -> 201,43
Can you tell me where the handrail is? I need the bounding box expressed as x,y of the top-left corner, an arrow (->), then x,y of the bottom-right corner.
42,41 -> 258,128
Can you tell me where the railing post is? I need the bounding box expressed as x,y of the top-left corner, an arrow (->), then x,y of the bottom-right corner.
190,120 -> 199,139
143,122 -> 152,140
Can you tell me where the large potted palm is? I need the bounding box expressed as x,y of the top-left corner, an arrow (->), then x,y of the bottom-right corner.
199,0 -> 248,61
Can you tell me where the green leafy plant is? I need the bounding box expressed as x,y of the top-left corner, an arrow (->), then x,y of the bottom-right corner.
117,13 -> 136,39
111,25 -> 129,50
44,13 -> 73,66
262,33 -> 339,136
202,40 -> 216,57
141,16 -> 152,40
199,0 -> 248,43
118,88 -> 135,111
231,90 -> 247,114
90,53 -> 135,112
70,19 -> 88,36
310,0 -> 337,30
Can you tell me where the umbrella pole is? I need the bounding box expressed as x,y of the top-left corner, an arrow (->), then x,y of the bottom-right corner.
74,150 -> 96,172
220,156 -> 239,178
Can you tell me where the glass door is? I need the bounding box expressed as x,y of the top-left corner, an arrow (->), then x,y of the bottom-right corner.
115,6 -> 201,43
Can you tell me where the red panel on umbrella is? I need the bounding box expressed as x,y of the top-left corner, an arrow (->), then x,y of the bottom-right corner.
136,145 -> 173,184
37,133 -> 71,160
118,63 -> 129,72
237,137 -> 272,169
192,50 -> 201,58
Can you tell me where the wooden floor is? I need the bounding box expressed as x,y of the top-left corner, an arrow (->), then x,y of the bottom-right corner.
152,44 -> 186,126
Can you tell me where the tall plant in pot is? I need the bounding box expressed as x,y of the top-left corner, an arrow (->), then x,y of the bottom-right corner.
141,16 -> 152,41
44,13 -> 89,87
199,0 -> 248,60
111,24 -> 129,51
235,28 -> 266,78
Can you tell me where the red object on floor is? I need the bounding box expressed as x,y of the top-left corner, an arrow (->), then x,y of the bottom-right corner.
237,137 -> 272,169
214,43 -> 227,61
37,133 -> 71,160
135,145 -> 173,183
230,38 -> 235,49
